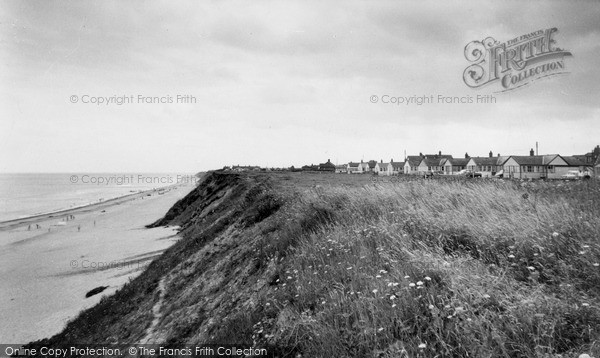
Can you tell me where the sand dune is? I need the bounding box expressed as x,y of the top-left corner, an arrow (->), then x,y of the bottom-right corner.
0,184 -> 194,343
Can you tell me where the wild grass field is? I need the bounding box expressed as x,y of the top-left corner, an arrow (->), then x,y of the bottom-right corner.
249,173 -> 600,357
34,172 -> 600,358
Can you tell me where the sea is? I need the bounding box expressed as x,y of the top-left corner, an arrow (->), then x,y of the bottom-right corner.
0,173 -> 198,222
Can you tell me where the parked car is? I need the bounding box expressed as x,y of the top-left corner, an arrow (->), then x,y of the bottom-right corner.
562,170 -> 591,180
422,170 -> 444,178
455,169 -> 481,178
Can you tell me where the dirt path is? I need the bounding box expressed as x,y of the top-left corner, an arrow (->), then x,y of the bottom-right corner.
139,277 -> 167,344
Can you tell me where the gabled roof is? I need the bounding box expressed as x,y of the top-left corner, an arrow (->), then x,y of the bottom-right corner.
318,160 -> 335,167
508,155 -> 559,166
469,157 -> 503,166
496,156 -> 510,165
391,161 -> 404,169
444,158 -> 470,166
405,156 -> 423,165
367,160 -> 377,168
347,162 -> 360,167
561,156 -> 588,166
424,154 -> 453,160
421,158 -> 444,167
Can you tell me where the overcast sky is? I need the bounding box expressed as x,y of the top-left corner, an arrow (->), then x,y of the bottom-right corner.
1,0 -> 599,172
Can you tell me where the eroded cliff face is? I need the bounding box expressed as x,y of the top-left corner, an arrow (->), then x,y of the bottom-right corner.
35,171 -> 289,351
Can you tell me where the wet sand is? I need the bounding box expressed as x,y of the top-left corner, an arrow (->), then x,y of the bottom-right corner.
0,184 -> 195,343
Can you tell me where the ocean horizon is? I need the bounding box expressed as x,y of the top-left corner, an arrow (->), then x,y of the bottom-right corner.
0,173 -> 197,222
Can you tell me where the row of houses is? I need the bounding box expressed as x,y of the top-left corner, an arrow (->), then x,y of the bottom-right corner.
341,146 -> 600,179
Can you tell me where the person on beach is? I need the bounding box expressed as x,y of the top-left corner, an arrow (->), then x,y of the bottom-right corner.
28,225 -> 31,231
77,225 -> 81,232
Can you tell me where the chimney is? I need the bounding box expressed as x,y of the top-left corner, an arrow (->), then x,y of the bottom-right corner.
419,152 -> 423,157
497,153 -> 500,157
361,159 -> 363,163
465,152 -> 469,158
391,158 -> 393,162
530,148 -> 534,156
439,150 -> 442,155
489,151 -> 493,157
381,159 -> 383,163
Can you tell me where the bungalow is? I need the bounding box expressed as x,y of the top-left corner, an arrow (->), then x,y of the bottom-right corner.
404,155 -> 423,174
499,149 -> 589,179
374,160 -> 390,175
442,157 -> 469,175
390,160 -> 404,175
417,158 -> 446,173
501,154 -> 559,179
317,159 -> 336,172
416,152 -> 452,174
347,162 -> 360,174
572,145 -> 600,165
374,159 -> 403,176
335,164 -> 347,173
466,152 -> 505,177
357,160 -> 376,174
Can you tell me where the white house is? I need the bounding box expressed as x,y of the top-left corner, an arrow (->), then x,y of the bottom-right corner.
390,160 -> 404,175
347,162 -> 360,174
374,160 -> 390,175
404,156 -> 423,174
499,152 -> 585,179
466,154 -> 505,177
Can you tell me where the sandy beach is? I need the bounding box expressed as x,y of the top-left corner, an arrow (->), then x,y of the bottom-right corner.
0,183 -> 195,343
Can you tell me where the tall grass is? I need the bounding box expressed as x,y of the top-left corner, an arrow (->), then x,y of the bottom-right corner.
256,179 -> 600,357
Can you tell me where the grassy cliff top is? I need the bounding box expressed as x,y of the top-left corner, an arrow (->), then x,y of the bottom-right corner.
33,172 -> 600,357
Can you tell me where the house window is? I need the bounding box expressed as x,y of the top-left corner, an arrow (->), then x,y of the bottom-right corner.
526,166 -> 533,172
548,165 -> 554,173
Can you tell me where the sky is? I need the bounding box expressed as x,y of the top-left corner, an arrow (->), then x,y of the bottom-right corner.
1,0 -> 599,172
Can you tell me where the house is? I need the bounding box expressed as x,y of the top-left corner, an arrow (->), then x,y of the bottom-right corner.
418,158 -> 446,173
572,145 -> 600,165
499,149 -> 586,179
335,164 -> 346,173
373,159 -> 402,176
374,160 -> 390,175
404,155 -> 423,174
415,151 -> 453,174
501,151 -> 560,179
466,152 -> 505,177
347,162 -> 360,174
595,156 -> 600,178
357,160 -> 370,174
390,160 -> 404,175
442,157 -> 470,174
317,159 -> 336,172
544,155 -> 588,179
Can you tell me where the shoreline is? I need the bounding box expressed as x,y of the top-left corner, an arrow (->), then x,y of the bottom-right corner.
0,181 -> 196,343
0,183 -> 185,232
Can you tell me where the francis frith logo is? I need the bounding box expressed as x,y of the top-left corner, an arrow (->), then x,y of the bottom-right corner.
463,28 -> 572,92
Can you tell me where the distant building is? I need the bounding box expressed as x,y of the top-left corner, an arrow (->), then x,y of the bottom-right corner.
317,159 -> 336,172
572,145 -> 600,165
404,155 -> 424,174
442,158 -> 469,174
501,149 -> 589,179
347,162 -> 360,174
